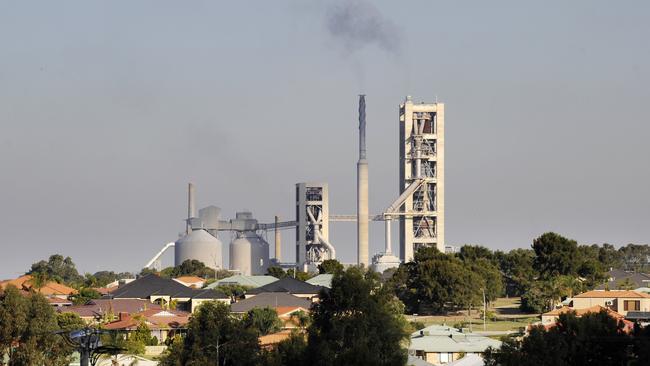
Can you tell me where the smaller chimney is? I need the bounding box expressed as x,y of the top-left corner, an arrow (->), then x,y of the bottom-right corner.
187,183 -> 196,234
118,312 -> 129,321
275,215 -> 281,261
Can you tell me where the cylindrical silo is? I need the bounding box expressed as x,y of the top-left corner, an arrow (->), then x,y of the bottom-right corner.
175,229 -> 223,270
229,231 -> 270,276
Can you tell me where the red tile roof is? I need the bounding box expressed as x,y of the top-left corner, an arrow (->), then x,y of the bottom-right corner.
574,290 -> 650,299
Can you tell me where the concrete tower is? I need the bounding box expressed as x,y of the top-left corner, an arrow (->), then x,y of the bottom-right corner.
296,182 -> 334,271
357,95 -> 369,266
399,96 -> 445,261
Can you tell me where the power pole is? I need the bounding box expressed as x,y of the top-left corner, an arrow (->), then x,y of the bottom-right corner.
483,288 -> 487,332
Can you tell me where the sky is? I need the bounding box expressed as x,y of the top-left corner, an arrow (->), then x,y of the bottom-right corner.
1,0 -> 649,278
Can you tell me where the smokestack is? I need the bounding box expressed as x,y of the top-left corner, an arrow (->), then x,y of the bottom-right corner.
275,215 -> 281,261
357,95 -> 369,266
187,183 -> 195,234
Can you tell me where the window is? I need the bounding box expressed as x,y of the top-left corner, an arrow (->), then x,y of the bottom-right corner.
440,352 -> 452,363
624,300 -> 640,311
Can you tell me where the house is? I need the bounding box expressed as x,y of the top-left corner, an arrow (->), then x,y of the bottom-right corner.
571,290 -> 650,316
259,329 -> 300,349
596,269 -> 650,291
109,274 -> 229,312
58,298 -> 162,323
173,276 -> 206,289
207,275 -> 279,289
408,325 -> 501,365
245,277 -> 325,300
541,305 -> 634,332
231,292 -> 312,314
0,275 -> 77,305
103,309 -> 190,343
306,274 -> 333,288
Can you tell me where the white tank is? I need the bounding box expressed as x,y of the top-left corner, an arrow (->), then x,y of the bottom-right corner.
175,229 -> 223,270
229,231 -> 270,276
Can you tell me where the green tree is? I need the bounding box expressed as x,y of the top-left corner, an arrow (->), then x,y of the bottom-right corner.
306,267 -> 409,366
72,287 -> 102,305
28,254 -> 84,286
159,301 -> 261,366
266,266 -> 287,279
484,310 -> 635,366
0,286 -> 76,365
317,259 -> 344,274
243,307 -> 283,336
263,331 -> 308,366
532,232 -> 579,279
286,268 -> 313,281
458,245 -> 495,263
171,259 -> 215,278
495,248 -> 535,296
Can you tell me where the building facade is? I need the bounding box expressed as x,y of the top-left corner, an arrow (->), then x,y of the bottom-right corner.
399,97 -> 445,261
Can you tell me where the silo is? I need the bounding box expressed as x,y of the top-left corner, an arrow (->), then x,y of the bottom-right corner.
229,231 -> 270,276
175,229 -> 223,270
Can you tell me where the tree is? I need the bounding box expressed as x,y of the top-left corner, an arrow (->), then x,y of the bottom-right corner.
0,286 -> 76,365
495,248 -> 535,296
458,245 -> 495,263
317,259 -> 344,275
286,268 -> 313,281
72,287 -> 102,305
618,244 -> 650,272
263,331 -> 308,366
243,307 -> 283,336
28,254 -> 84,286
266,266 -> 287,279
484,310 -> 636,366
171,259 -> 215,278
306,267 -> 409,366
85,271 -> 133,288
159,301 -> 261,366
532,232 -> 579,279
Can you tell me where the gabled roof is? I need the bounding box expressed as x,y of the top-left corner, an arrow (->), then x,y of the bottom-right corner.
543,305 -> 624,319
574,290 -> 650,299
103,309 -> 190,330
246,277 -> 324,295
58,299 -> 162,318
0,275 -> 78,296
191,289 -> 229,299
596,270 -> 650,290
409,326 -> 502,353
173,276 -> 205,288
110,274 -> 226,300
208,275 -> 279,289
306,274 -> 333,288
231,292 -> 312,313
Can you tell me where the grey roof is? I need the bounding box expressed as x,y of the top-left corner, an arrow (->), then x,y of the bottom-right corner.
407,355 -> 435,366
625,311 -> 650,320
207,275 -> 278,289
230,292 -> 312,313
246,277 -> 324,295
409,325 -> 501,354
306,274 -> 333,288
596,270 -> 650,290
58,299 -> 162,318
192,288 -> 229,299
110,274 -> 226,300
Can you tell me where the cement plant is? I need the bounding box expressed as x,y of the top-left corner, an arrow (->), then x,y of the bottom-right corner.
144,95 -> 445,275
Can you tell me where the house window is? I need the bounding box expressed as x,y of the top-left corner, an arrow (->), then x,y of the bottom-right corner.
624,300 -> 640,311
440,352 -> 452,363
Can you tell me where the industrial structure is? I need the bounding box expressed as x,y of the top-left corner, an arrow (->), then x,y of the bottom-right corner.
144,95 -> 446,273
398,96 -> 445,261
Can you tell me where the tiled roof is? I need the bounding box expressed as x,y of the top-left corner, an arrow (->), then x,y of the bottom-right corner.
574,290 -> 650,299
58,299 -> 162,318
409,326 -> 502,353
103,309 -> 190,330
110,274 -> 226,300
246,277 -> 324,295
0,275 -> 77,296
543,305 -> 624,318
596,270 -> 650,290
231,292 -> 312,313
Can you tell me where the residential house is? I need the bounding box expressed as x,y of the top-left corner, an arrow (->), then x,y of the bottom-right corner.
207,275 -> 279,289
245,277 -> 325,300
571,290 -> 650,316
109,274 -> 228,312
596,269 -> 650,291
58,298 -> 162,323
306,274 -> 333,289
231,292 -> 312,314
0,274 -> 77,306
541,305 -> 633,332
408,325 -> 501,365
103,309 -> 190,343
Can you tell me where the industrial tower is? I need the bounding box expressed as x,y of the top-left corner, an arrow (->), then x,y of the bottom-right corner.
399,96 -> 445,261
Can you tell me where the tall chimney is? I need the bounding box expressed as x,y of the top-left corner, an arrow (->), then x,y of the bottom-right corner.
357,95 -> 369,266
274,215 -> 281,261
187,182 -> 195,234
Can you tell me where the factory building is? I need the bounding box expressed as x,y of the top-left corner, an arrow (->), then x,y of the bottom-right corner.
295,182 -> 334,271
399,97 -> 445,261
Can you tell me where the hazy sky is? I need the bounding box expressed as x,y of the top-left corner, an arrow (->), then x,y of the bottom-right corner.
1,1 -> 649,278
